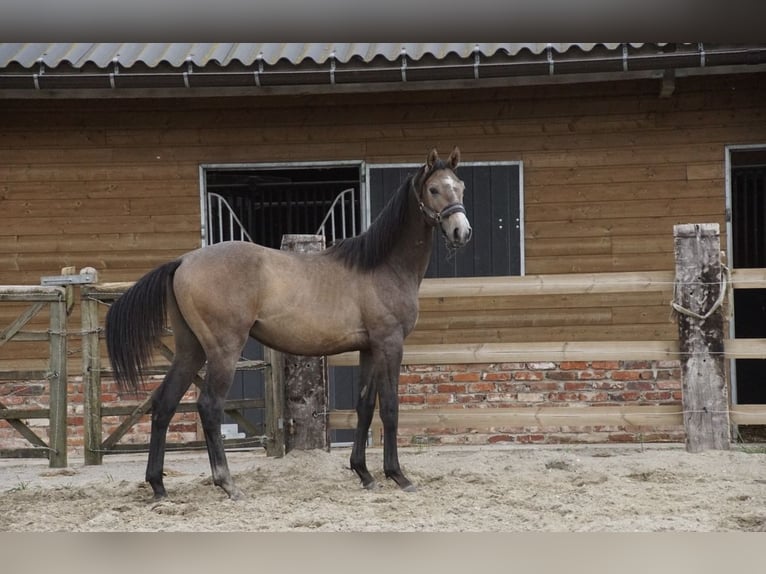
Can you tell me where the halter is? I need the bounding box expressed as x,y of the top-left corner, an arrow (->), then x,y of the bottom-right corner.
414,165 -> 467,227
418,200 -> 467,226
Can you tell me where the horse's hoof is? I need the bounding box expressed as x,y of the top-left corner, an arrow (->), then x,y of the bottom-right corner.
362,480 -> 381,490
401,483 -> 418,493
227,488 -> 246,501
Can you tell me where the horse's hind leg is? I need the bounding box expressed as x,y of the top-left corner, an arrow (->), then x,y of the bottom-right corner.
145,319 -> 206,500
197,352 -> 243,500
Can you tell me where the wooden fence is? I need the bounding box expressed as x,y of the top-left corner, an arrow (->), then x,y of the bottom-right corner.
79,276 -> 280,464
0,281 -> 69,467
329,267 -> 766,437
2,224 -> 766,463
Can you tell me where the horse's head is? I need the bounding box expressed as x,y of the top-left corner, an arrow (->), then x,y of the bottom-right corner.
415,146 -> 473,248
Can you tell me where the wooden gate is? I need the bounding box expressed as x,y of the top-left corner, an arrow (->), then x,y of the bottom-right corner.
0,282 -> 68,467
80,274 -> 282,465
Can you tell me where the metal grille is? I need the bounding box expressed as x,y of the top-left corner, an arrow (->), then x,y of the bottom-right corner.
732,166 -> 766,268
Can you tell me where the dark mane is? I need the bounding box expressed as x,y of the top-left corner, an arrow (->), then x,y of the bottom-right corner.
326,159 -> 452,271
326,173 -> 414,271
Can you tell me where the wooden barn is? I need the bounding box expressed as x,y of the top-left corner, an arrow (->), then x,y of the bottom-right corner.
1,43 -> 766,459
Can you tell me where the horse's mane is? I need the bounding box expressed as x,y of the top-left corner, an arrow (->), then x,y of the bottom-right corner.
326,159 -> 451,271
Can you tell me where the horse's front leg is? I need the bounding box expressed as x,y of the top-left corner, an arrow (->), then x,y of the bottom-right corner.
350,350 -> 379,489
378,343 -> 416,492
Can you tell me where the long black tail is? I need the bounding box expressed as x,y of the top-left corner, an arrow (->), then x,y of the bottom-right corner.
105,260 -> 182,391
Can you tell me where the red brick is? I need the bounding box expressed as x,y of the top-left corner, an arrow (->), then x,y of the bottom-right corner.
550,392 -> 584,402
436,383 -> 467,394
546,371 -> 578,381
517,434 -> 545,444
498,362 -> 526,370
626,381 -> 654,391
398,374 -> 422,384
482,372 -> 511,381
609,391 -> 641,401
514,371 -> 544,381
526,382 -> 561,392
488,434 -> 514,444
644,391 -> 673,401
578,370 -> 606,380
592,361 -> 620,370
564,382 -> 593,391
560,361 -> 589,370
612,370 -> 644,381
657,381 -> 681,390
426,394 -> 454,405
467,382 -> 496,393
453,372 -> 481,382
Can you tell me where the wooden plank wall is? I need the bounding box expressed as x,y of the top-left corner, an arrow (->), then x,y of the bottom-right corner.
1,73 -> 765,369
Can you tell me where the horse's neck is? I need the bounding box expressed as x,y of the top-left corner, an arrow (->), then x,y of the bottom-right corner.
387,195 -> 435,285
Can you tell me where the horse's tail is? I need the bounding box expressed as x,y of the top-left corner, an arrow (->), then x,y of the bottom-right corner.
105,259 -> 183,392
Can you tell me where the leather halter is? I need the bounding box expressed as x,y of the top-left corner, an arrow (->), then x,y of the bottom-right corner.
414,165 -> 467,227
418,200 -> 467,226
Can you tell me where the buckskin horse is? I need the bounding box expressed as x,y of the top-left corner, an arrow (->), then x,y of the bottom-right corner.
105,147 -> 472,500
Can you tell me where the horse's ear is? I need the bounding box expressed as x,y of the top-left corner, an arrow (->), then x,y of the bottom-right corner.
426,148 -> 439,168
448,146 -> 461,170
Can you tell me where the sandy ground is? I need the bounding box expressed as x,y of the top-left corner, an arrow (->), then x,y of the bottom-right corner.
1,443 -> 765,532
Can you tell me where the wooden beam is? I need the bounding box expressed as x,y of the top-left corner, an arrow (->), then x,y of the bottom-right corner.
47,298 -> 68,468
730,405 -> 766,425
731,268 -> 766,289
0,401 -> 51,448
329,405 -> 684,430
418,271 -> 675,298
0,286 -> 65,302
263,346 -> 286,458
329,340 -> 680,367
673,223 -> 730,452
279,234 -> 328,453
724,338 -> 766,359
0,302 -> 45,348
81,287 -> 103,465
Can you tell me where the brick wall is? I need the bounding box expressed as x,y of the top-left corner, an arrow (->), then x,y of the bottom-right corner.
395,360 -> 685,445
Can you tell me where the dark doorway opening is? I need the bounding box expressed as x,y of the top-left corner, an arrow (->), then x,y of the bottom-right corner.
730,149 -> 766,416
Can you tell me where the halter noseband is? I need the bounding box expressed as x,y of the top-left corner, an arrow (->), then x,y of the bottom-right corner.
414,165 -> 467,227
418,200 -> 467,226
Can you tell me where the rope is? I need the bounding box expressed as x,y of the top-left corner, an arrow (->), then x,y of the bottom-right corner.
671,264 -> 730,321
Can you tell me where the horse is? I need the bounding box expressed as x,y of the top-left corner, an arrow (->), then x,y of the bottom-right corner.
105,146 -> 472,500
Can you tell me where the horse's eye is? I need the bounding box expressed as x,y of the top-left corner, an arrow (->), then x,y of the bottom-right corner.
428,186 -> 439,196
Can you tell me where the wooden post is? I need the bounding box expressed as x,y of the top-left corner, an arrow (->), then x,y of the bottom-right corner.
81,268 -> 102,465
673,223 -> 730,452
279,234 -> 329,453
47,295 -> 68,468
263,346 -> 285,457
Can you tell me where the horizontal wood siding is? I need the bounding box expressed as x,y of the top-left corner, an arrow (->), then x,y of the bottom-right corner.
1,74 -> 765,363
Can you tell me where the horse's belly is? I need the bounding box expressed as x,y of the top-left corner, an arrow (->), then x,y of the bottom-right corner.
250,317 -> 367,357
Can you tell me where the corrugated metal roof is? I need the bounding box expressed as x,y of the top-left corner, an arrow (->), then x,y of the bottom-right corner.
1,43 -> 764,96
0,43 -> 656,68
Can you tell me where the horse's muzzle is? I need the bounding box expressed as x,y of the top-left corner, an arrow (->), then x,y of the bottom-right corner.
441,211 -> 472,248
